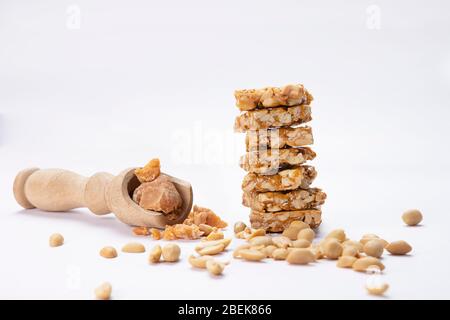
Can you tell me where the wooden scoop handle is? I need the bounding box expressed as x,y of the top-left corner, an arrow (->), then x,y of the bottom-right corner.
13,167 -> 193,228
13,168 -> 113,215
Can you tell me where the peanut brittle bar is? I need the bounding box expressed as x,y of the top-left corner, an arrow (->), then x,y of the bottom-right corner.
242,166 -> 317,192
239,147 -> 316,175
234,105 -> 312,132
243,188 -> 326,212
250,209 -> 322,232
235,84 -> 314,111
245,126 -> 314,151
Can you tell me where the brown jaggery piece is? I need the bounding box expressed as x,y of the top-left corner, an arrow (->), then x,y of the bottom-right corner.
150,228 -> 161,240
132,226 -> 151,236
242,166 -> 317,193
162,224 -> 203,240
183,205 -> 228,228
234,105 -> 312,132
250,209 -> 322,232
135,158 -> 161,183
133,175 -> 182,214
131,205 -> 227,240
240,147 -> 316,175
243,188 -> 326,212
234,84 -> 314,111
245,126 -> 314,151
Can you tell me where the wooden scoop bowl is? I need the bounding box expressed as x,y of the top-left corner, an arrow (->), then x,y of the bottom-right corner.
13,168 -> 193,228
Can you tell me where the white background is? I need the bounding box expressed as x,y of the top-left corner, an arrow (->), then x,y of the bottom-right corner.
1,0 -> 450,299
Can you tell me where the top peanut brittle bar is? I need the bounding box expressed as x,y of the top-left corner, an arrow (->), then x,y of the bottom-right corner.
234,84 -> 313,111
234,105 -> 312,132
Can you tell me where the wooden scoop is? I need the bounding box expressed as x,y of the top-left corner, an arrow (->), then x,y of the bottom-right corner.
13,167 -> 193,228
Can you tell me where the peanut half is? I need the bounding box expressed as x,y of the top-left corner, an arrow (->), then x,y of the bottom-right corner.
234,221 -> 247,234
206,260 -> 226,276
161,244 -> 181,262
282,221 -> 309,240
402,209 -> 423,226
337,256 -> 357,268
239,249 -> 266,261
206,231 -> 224,241
272,248 -> 289,260
148,245 -> 162,263
325,229 -> 346,242
198,243 -> 225,256
100,246 -> 118,259
366,283 -> 389,296
286,249 -> 315,265
272,236 -> 292,249
322,239 -> 343,259
297,228 -> 315,242
188,255 -> 213,268
196,239 -> 231,253
233,244 -> 251,258
249,236 -> 273,247
49,233 -> 64,247
122,242 -> 145,253
352,257 -> 385,272
363,239 -> 384,258
94,282 -> 112,300
386,240 -> 412,255
292,239 -> 311,248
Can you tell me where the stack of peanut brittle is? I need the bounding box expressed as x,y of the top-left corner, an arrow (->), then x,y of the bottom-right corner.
234,84 -> 326,232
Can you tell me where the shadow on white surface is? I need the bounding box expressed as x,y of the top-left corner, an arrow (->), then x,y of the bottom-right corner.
14,208 -> 131,237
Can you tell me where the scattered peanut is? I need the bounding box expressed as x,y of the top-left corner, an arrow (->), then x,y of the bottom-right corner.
261,245 -> 277,258
198,243 -> 225,256
363,239 -> 384,258
292,239 -> 311,248
248,228 -> 266,240
272,236 -> 292,249
233,244 -> 251,258
199,224 -> 214,236
100,246 -> 118,259
49,233 -> 64,247
286,249 -> 315,265
337,256 -> 357,268
122,242 -> 145,253
352,257 -> 385,272
234,221 -> 247,234
402,209 -> 423,226
189,255 -> 213,268
239,249 -> 266,261
272,248 -> 289,260
148,245 -> 162,263
195,239 -> 231,252
249,236 -> 272,247
297,228 -> 315,242
343,240 -> 363,252
386,240 -> 412,255
94,282 -> 112,300
366,283 -> 389,296
342,246 -> 359,257
310,245 -> 324,260
325,229 -> 346,242
206,231 -> 224,241
323,239 -> 343,259
161,244 -> 181,262
206,260 -> 225,276
360,234 -> 380,246
282,221 -> 309,240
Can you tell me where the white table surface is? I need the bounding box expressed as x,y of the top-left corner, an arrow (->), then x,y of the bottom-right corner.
1,0 -> 449,299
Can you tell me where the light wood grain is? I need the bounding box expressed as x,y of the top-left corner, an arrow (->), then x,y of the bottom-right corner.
13,167 -> 193,228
